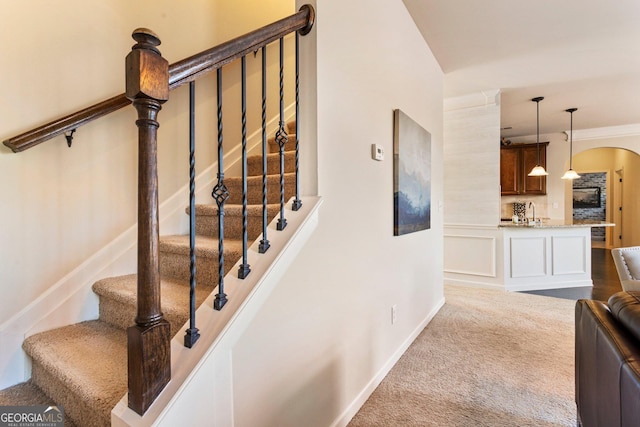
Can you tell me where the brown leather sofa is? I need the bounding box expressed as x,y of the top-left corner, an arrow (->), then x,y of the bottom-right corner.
575,292 -> 640,427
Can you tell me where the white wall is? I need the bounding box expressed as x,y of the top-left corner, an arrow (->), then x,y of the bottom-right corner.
443,92 -> 501,226
230,0 -> 444,426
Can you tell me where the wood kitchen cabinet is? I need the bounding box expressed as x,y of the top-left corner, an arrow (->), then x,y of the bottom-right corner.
500,142 -> 548,195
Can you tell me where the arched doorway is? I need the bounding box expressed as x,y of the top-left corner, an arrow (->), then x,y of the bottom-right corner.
569,147 -> 640,248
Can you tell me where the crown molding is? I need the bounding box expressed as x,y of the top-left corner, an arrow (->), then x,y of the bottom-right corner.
568,123 -> 640,141
444,89 -> 501,112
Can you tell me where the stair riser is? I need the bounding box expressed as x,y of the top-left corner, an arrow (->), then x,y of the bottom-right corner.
99,298 -> 190,337
247,151 -> 295,176
159,251 -> 240,286
31,363 -> 108,427
268,134 -> 297,153
195,211 -> 279,240
226,177 -> 296,205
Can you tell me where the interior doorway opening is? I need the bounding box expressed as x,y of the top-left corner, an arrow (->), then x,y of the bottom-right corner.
569,147 -> 640,249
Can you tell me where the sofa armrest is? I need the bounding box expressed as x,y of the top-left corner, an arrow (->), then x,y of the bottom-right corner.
575,299 -> 640,427
620,279 -> 640,292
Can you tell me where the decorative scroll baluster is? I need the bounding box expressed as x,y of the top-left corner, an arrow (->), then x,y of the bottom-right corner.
259,45 -> 270,254
276,37 -> 288,231
184,81 -> 200,348
238,56 -> 251,279
212,68 -> 229,310
125,28 -> 171,416
292,31 -> 302,211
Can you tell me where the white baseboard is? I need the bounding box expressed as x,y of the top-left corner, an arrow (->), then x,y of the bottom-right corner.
443,277 -> 505,291
330,295 -> 446,427
506,279 -> 593,292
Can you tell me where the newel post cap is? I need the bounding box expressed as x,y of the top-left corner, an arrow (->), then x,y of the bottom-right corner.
126,28 -> 169,102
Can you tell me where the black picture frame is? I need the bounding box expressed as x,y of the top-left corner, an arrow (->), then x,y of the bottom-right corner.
573,187 -> 601,208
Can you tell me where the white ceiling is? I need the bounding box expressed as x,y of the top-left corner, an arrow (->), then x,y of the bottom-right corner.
402,0 -> 640,139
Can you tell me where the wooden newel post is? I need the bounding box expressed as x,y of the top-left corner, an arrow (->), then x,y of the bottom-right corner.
125,28 -> 171,416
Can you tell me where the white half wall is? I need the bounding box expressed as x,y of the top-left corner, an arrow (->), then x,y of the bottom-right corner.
502,226 -> 592,291
444,225 -> 504,289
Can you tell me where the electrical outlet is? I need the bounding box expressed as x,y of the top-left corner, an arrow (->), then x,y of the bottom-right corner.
391,305 -> 397,324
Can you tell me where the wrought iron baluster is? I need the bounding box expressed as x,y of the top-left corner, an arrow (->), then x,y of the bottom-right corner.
238,56 -> 251,279
259,45 -> 270,254
212,68 -> 228,311
292,31 -> 302,211
184,81 -> 200,347
276,37 -> 288,231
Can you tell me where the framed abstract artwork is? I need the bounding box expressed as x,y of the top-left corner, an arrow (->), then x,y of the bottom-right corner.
393,109 -> 431,236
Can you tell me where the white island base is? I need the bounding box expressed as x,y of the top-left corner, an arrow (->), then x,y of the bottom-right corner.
444,221 -> 613,292
502,225 -> 592,292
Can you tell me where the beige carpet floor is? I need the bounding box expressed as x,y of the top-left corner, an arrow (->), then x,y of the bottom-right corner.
348,284 -> 576,427
0,382 -> 77,427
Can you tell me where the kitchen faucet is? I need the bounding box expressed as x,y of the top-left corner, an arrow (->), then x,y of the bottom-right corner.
529,202 -> 536,223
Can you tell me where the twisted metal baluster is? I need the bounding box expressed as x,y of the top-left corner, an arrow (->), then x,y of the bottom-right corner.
213,68 -> 228,311
238,56 -> 251,279
276,37 -> 288,231
184,81 -> 200,347
292,31 -> 302,211
259,45 -> 270,254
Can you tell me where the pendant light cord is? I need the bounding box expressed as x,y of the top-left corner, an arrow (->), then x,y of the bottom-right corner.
536,99 -> 540,165
565,107 -> 577,170
532,97 -> 544,166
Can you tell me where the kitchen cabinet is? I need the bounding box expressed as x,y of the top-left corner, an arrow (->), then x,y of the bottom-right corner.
500,142 -> 548,195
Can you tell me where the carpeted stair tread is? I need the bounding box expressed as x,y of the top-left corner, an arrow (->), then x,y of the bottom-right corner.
0,381 -> 52,406
247,151 -> 295,176
0,382 -> 77,427
23,320 -> 126,427
92,274 -> 214,335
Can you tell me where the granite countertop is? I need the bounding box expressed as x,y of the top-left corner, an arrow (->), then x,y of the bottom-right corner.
499,219 -> 615,228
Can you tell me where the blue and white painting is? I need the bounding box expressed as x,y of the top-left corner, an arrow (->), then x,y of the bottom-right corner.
393,109 -> 431,236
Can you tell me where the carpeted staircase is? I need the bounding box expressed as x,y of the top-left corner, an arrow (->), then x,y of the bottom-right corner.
0,122 -> 298,427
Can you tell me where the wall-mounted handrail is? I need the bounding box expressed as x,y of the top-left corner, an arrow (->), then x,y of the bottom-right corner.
2,5 -> 314,153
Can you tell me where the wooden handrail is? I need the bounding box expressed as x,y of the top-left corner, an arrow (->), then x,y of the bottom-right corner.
3,5 -> 314,153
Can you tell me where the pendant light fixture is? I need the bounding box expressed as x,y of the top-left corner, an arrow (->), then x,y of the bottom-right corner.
561,108 -> 581,180
528,96 -> 549,176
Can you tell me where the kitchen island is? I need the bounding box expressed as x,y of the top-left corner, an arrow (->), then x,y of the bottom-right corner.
499,220 -> 614,291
